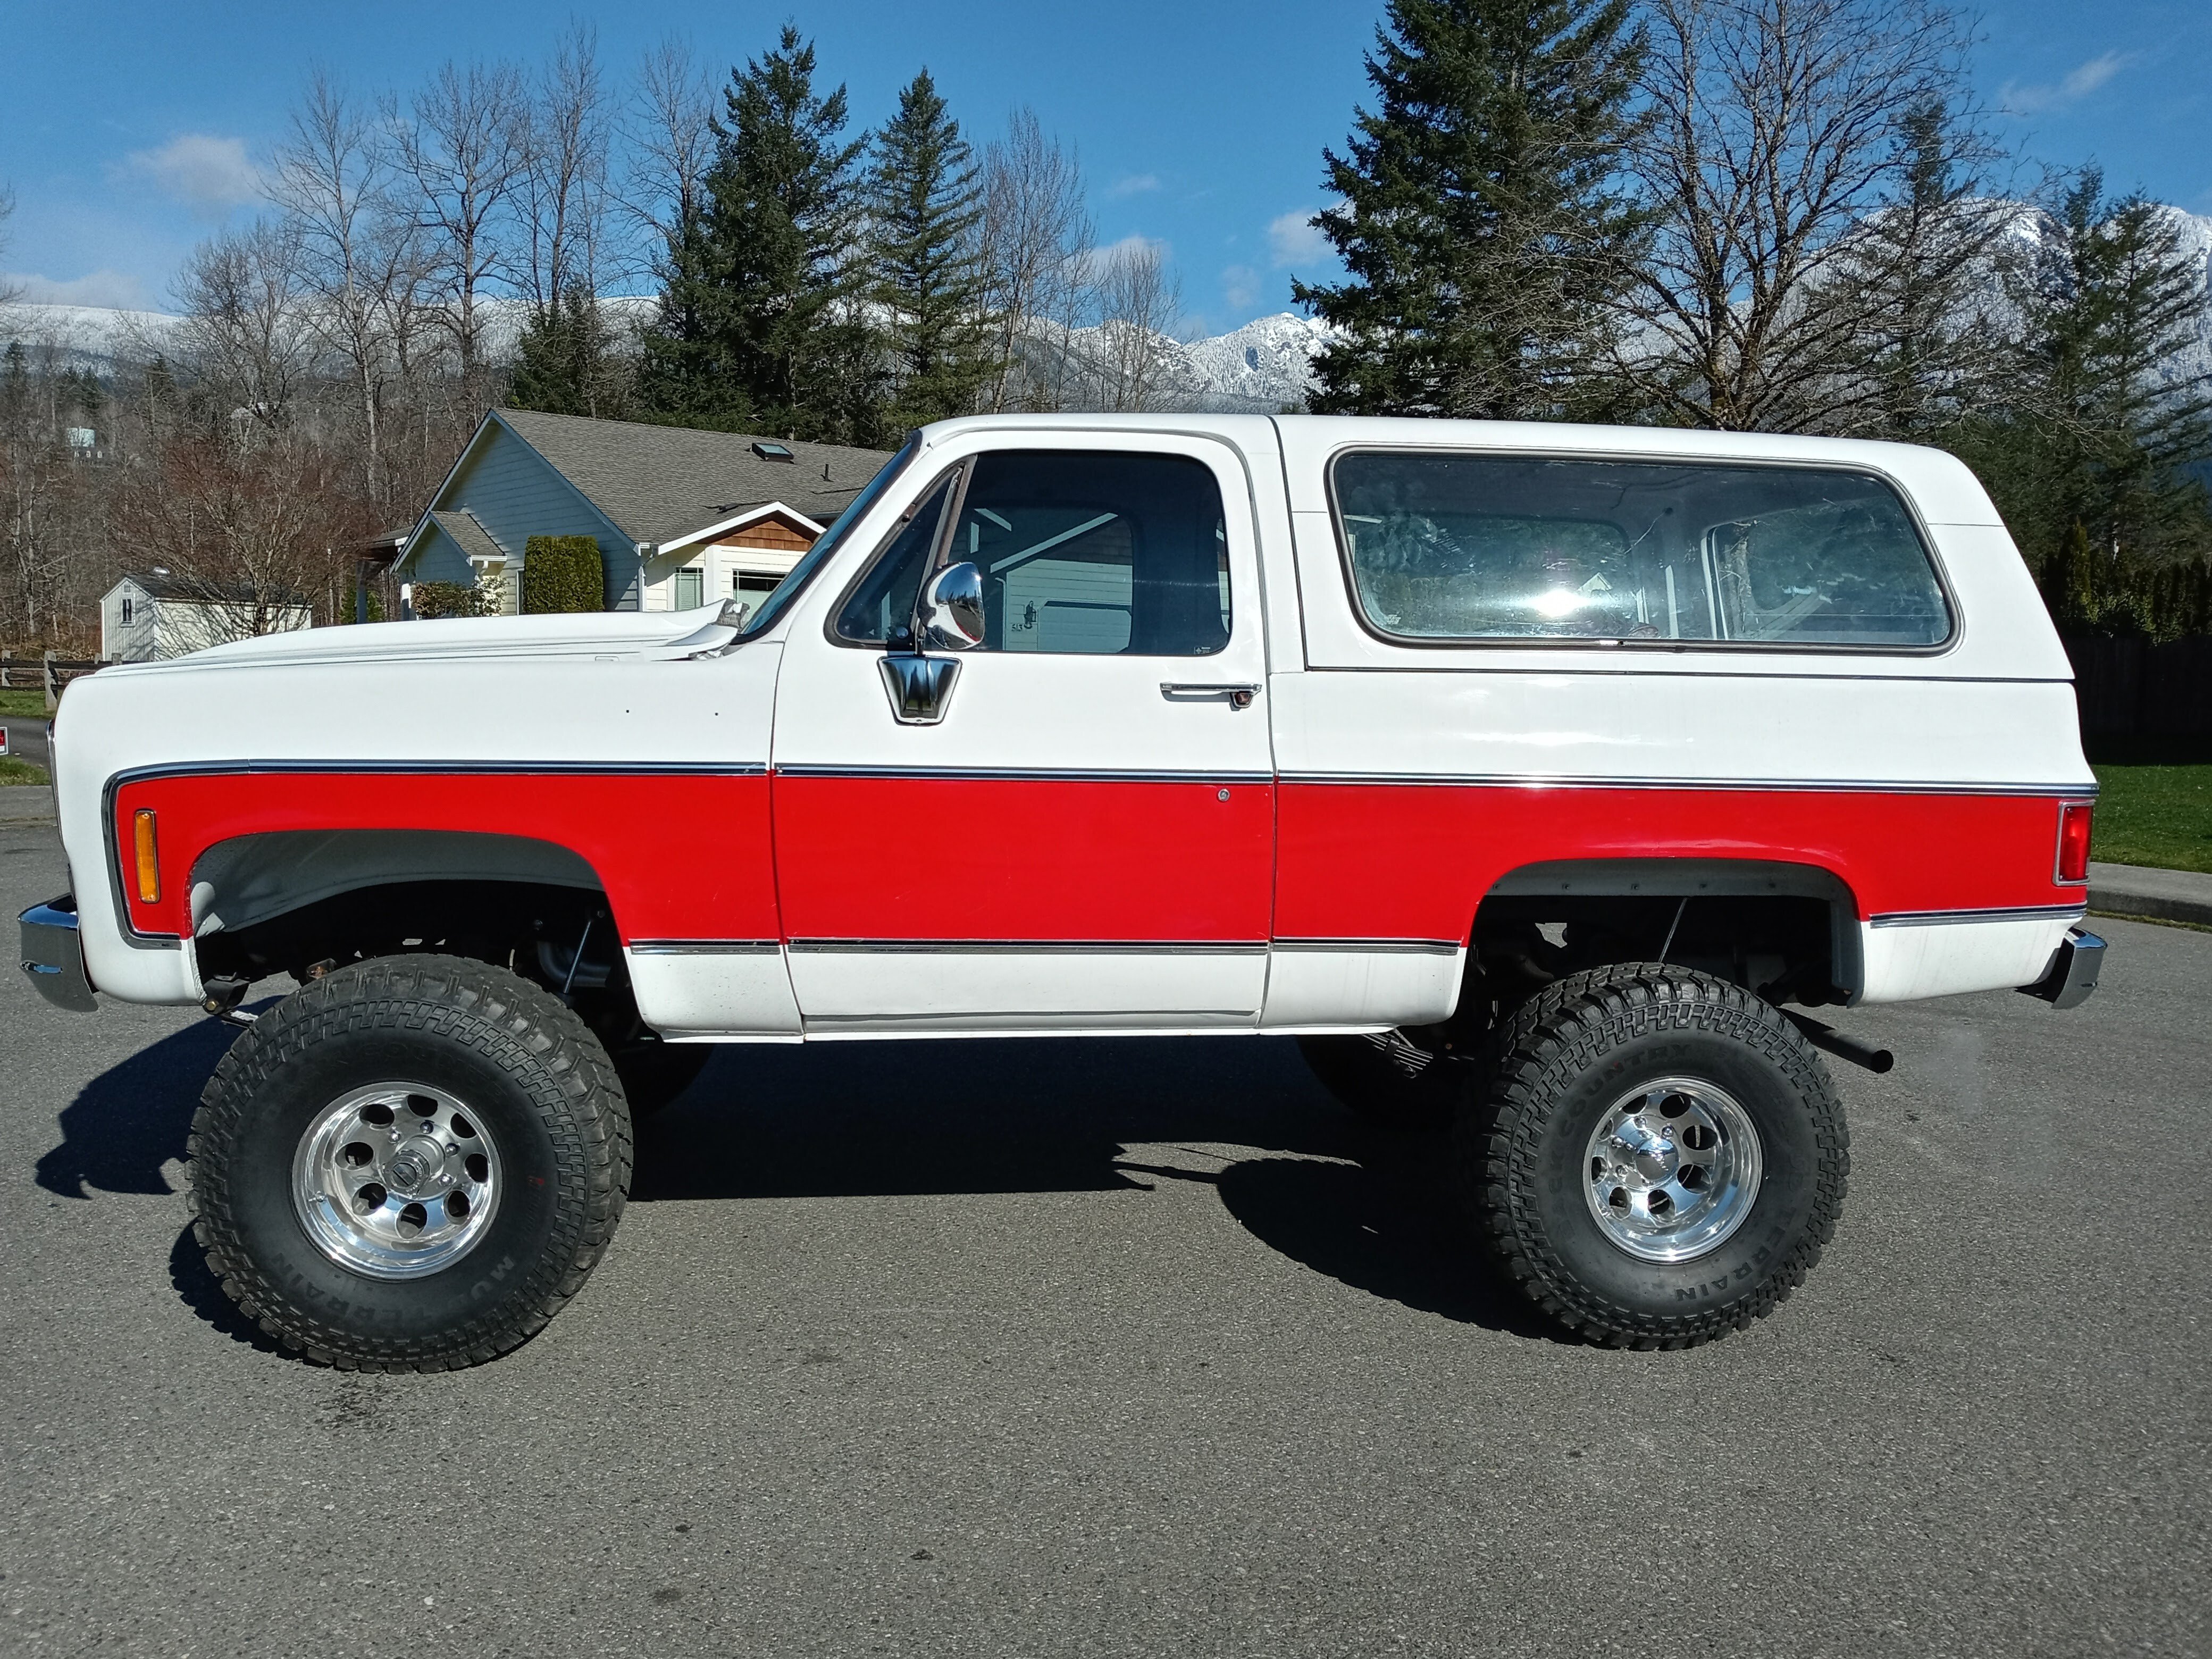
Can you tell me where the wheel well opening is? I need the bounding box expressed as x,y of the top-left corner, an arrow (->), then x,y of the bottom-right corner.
1471,859 -> 1862,1010
188,830 -> 649,1050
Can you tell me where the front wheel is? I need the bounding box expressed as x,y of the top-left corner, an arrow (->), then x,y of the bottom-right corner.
187,954 -> 632,1370
1460,964 -> 1849,1348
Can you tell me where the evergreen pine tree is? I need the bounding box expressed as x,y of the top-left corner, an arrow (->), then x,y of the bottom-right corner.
1830,100 -> 2006,438
1294,0 -> 1646,420
636,27 -> 879,441
869,69 -> 991,428
1960,171 -> 2212,596
510,288 -> 632,420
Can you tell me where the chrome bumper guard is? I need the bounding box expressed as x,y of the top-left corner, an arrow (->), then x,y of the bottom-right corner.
2020,926 -> 2105,1011
19,894 -> 97,1012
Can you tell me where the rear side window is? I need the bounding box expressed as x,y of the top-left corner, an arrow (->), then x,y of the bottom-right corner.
1330,452 -> 1951,648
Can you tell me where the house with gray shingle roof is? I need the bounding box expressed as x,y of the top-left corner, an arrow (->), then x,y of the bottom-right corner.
395,408 -> 894,618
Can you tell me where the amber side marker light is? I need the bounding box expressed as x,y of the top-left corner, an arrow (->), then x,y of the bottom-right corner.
133,809 -> 162,904
2058,801 -> 2093,884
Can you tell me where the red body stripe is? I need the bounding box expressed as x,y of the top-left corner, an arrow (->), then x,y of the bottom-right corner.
114,772 -> 778,942
114,770 -> 2075,946
771,775 -> 1276,942
1275,783 -> 2079,940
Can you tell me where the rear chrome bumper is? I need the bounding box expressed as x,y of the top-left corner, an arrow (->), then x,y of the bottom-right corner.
2020,926 -> 2105,1011
19,894 -> 97,1012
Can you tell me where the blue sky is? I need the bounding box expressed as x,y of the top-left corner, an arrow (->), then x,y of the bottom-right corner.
2,0 -> 2206,338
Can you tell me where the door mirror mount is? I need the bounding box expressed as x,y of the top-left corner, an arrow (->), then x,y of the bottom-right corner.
878,653 -> 961,725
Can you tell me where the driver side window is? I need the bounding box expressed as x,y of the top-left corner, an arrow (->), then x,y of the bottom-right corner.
952,451 -> 1230,657
832,450 -> 1231,657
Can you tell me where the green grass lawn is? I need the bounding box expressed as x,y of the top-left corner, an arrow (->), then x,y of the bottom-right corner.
0,757 -> 49,787
2089,743 -> 2212,874
0,688 -> 52,718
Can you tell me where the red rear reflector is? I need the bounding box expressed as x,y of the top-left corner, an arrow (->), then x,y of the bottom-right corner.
2057,801 -> 2092,884
133,809 -> 161,905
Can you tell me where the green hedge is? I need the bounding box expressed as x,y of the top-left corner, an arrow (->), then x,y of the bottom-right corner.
411,580 -> 497,619
523,536 -> 606,614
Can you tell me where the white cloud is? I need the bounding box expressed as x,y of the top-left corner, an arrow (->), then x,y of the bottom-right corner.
1078,232 -> 1170,282
2003,50 -> 2131,115
1268,209 -> 1328,268
1222,264 -> 1262,311
1108,172 -> 1161,199
5,268 -> 154,309
119,133 -> 262,215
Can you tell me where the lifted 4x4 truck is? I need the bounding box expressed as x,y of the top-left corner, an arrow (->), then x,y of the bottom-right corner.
20,415 -> 2104,1369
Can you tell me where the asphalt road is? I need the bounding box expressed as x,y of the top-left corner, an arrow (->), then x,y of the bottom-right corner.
0,713 -> 51,776
2,817 -> 2206,1658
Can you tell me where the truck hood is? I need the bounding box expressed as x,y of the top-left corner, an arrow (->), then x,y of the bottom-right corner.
99,603 -> 746,675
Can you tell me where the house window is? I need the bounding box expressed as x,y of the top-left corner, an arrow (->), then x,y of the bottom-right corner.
674,567 -> 705,610
120,597 -> 135,625
733,570 -> 781,594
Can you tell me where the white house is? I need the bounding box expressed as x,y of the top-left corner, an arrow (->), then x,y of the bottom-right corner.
393,408 -> 893,618
101,572 -> 314,663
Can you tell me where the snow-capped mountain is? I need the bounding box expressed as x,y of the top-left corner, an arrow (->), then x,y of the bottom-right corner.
1161,312 -> 1334,411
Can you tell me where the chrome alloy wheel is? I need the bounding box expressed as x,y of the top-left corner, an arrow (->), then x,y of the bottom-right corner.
291,1084 -> 501,1279
1582,1077 -> 1763,1263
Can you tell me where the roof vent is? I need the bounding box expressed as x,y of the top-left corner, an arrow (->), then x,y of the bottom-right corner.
751,441 -> 795,462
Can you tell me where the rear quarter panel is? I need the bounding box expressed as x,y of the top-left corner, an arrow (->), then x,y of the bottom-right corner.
1263,418 -> 2093,1004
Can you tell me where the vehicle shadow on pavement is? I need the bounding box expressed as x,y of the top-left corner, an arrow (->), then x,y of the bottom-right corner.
637,1036 -> 1557,1340
35,1017 -> 238,1200
45,1024 -> 1555,1345
167,1224 -> 286,1357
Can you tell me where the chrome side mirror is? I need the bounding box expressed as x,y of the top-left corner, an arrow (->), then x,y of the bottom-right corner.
919,561 -> 986,650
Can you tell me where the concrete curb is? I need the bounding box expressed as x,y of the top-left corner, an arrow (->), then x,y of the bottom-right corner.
2087,860 -> 2212,929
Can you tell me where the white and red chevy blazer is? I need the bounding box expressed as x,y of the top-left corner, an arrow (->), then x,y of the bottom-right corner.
21,414 -> 2102,1364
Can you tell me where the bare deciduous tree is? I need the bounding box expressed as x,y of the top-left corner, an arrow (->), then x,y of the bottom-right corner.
172,221 -> 314,430
1613,0 -> 1988,432
976,108 -> 1091,413
1082,238 -> 1182,412
386,57 -> 529,388
271,67 -> 397,496
0,186 -> 22,311
619,36 -> 716,268
111,432 -> 370,640
516,21 -> 613,320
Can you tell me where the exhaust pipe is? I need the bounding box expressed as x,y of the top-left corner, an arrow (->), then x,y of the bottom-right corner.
1783,1010 -> 1894,1074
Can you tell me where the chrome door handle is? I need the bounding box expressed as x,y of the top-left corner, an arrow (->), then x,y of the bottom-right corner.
1160,682 -> 1260,709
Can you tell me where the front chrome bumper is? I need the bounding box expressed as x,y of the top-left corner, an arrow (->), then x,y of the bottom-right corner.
2021,926 -> 2106,1011
19,894 -> 97,1012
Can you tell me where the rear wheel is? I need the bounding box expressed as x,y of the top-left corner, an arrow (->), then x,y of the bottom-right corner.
1460,963 -> 1848,1347
187,954 -> 632,1370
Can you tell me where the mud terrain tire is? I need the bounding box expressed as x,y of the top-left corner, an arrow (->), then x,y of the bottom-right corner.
187,954 -> 632,1371
1460,963 -> 1849,1348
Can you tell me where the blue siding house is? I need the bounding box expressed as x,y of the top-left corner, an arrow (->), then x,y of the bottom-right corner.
396,409 -> 892,617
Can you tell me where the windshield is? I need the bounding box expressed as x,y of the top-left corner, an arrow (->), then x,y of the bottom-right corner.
732,433 -> 920,639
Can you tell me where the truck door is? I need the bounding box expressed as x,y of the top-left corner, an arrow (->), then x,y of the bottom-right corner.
770,434 -> 1275,1032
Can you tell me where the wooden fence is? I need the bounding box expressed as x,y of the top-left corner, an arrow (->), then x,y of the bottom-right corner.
0,651 -> 104,699
2063,634 -> 2212,738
